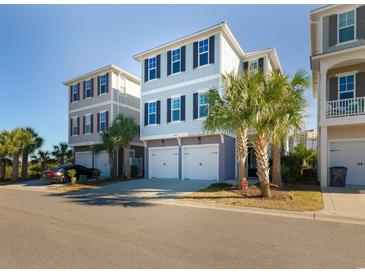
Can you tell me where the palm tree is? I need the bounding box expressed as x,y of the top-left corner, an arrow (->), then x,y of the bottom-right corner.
52,142 -> 71,165
270,70 -> 310,186
2,128 -> 33,181
31,150 -> 51,172
204,72 -> 253,186
95,114 -> 139,179
21,127 -> 43,179
0,132 -> 8,181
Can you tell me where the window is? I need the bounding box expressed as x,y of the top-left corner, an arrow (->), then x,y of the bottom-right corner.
72,84 -> 79,102
85,115 -> 91,134
85,80 -> 91,98
149,57 -> 157,80
100,75 -> 107,94
172,48 -> 181,74
171,97 -> 181,122
72,117 -> 78,136
338,75 -> 355,99
338,11 -> 355,43
129,150 -> 135,159
199,93 -> 209,118
198,39 -> 209,67
100,111 -> 107,132
249,60 -> 258,72
148,102 -> 157,125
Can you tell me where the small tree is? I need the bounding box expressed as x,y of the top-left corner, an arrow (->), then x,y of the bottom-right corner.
52,142 -> 72,165
31,150 -> 52,172
21,127 -> 43,179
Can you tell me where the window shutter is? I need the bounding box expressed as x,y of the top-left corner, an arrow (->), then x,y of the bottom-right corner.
144,59 -> 148,82
181,46 -> 186,72
144,103 -> 148,126
70,118 -> 73,136
193,42 -> 198,69
77,117 -> 80,135
193,93 -> 198,119
106,111 -> 109,129
156,100 -> 161,124
90,114 -> 94,133
97,76 -> 100,95
356,72 -> 365,97
91,78 -> 94,97
243,62 -> 249,72
258,58 -> 264,71
97,113 -> 100,132
83,81 -> 86,99
329,14 -> 338,47
167,98 -> 171,123
181,95 -> 186,121
209,35 -> 215,64
69,86 -> 73,103
357,6 -> 365,40
105,73 -> 109,93
156,54 -> 161,79
77,83 -> 80,101
83,116 -> 85,134
329,77 -> 338,101
167,51 -> 172,76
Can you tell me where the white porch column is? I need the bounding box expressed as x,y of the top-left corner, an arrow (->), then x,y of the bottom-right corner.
320,126 -> 328,187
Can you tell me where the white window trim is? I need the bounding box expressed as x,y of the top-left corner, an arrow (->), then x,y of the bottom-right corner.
198,92 -> 209,118
71,84 -> 79,103
171,97 -> 181,122
99,110 -> 107,133
198,38 -> 209,67
71,116 -> 79,136
148,101 -> 157,125
99,75 -> 107,95
84,113 -> 92,135
337,73 -> 356,100
337,9 -> 356,45
171,48 -> 181,74
148,57 -> 157,81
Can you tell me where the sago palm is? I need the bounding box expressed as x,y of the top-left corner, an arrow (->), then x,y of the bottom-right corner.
271,69 -> 310,186
204,72 -> 253,186
21,127 -> 43,179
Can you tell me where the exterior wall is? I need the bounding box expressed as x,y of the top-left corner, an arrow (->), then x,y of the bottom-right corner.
220,33 -> 241,75
328,124 -> 365,140
144,135 -> 235,181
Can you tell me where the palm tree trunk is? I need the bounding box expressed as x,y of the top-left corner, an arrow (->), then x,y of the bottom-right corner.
271,142 -> 283,186
11,153 -> 19,182
0,161 -> 5,181
236,128 -> 248,187
21,148 -> 29,179
253,135 -> 271,198
60,155 -> 64,165
122,145 -> 131,179
109,150 -> 116,178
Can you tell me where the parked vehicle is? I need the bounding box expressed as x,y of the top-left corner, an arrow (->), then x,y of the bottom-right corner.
42,164 -> 101,184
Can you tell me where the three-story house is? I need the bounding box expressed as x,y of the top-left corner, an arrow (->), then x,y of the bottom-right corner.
134,22 -> 281,181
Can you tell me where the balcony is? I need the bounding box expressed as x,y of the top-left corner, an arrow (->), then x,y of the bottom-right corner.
326,97 -> 365,118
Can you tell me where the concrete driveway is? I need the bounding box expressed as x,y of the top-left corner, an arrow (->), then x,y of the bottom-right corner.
0,179 -> 62,192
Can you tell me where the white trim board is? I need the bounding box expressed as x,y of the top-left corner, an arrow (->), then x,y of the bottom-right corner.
69,101 -> 140,114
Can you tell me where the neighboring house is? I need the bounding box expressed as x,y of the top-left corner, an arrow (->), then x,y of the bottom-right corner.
133,22 -> 281,181
63,64 -> 144,178
289,129 -> 318,153
310,4 -> 365,187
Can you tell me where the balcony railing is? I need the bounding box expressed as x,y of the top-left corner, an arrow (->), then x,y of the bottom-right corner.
326,97 -> 365,118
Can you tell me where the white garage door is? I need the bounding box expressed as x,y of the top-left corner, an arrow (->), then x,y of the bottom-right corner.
149,147 -> 178,179
182,145 -> 219,181
94,151 -> 110,178
329,141 -> 365,186
75,152 -> 93,168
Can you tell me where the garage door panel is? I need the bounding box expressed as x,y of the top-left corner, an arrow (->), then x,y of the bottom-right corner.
75,152 -> 92,168
95,152 -> 110,178
329,141 -> 365,186
182,145 -> 218,181
149,147 -> 178,179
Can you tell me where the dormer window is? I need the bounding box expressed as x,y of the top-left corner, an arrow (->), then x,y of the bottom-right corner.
338,10 -> 355,43
198,39 -> 209,66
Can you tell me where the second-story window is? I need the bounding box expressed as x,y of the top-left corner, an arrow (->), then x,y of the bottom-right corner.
100,111 -> 107,132
198,39 -> 209,66
100,75 -> 107,94
85,80 -> 91,98
72,84 -> 79,102
171,97 -> 181,121
149,57 -> 157,80
172,48 -> 181,74
338,10 -> 355,44
148,102 -> 157,125
199,93 -> 209,118
338,75 -> 355,99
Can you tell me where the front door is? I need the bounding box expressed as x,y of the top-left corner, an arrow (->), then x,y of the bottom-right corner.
248,147 -> 257,178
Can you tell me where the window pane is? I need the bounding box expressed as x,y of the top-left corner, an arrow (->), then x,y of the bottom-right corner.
172,98 -> 180,109
172,110 -> 180,121
339,84 -> 347,92
149,102 -> 156,113
149,68 -> 156,80
199,105 -> 208,117
173,61 -> 180,73
347,75 -> 354,82
199,53 -> 208,66
339,92 -> 354,99
339,26 -> 354,43
339,76 -> 347,84
200,94 -> 208,104
149,113 -> 156,124
347,83 -> 354,91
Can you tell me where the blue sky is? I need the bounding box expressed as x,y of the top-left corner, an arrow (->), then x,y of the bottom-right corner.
0,4 -> 319,151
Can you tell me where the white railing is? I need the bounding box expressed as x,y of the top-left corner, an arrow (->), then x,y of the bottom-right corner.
326,97 -> 365,118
